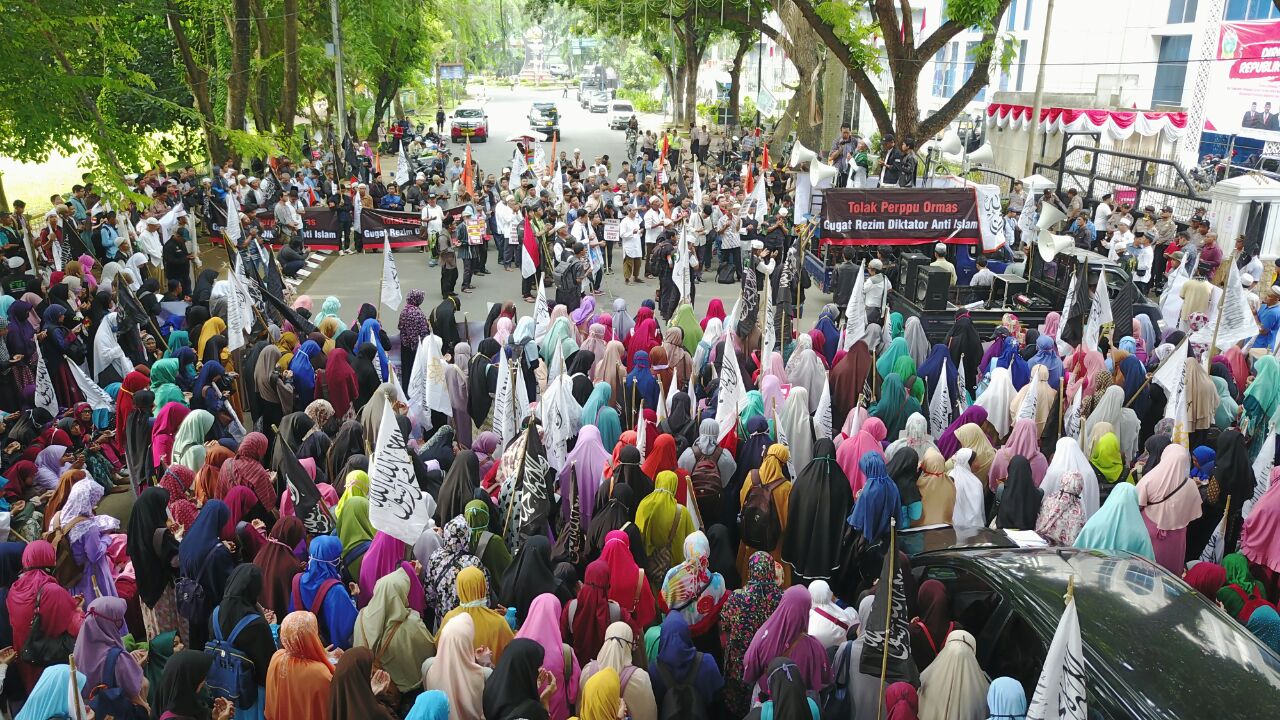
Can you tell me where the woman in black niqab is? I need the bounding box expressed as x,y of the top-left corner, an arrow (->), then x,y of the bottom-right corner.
191,269 -> 218,307
468,338 -> 500,426
351,342 -> 381,410
127,487 -> 179,608
585,482 -> 640,562
566,350 -> 596,406
885,447 -> 922,513
706,523 -> 741,591
326,420 -> 366,484
659,391 -> 698,454
613,445 -> 653,501
946,313 -> 983,395
435,449 -> 480,525
431,296 -> 462,351
482,639 -> 550,720
780,438 -> 853,583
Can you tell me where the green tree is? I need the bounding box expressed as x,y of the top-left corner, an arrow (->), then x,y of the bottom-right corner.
793,0 -> 1014,141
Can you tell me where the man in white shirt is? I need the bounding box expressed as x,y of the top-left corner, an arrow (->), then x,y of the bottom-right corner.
1092,193 -> 1112,244
495,195 -> 518,269
970,256 -> 996,287
136,217 -> 164,266
619,206 -> 644,284
1106,217 -> 1135,261
421,193 -> 444,266
1133,231 -> 1155,293
274,193 -> 303,246
643,196 -> 669,278
862,258 -> 892,324
719,203 -> 743,282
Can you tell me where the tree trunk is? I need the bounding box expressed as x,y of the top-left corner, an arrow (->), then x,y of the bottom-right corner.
225,0 -> 251,137
248,0 -> 272,133
166,2 -> 227,162
777,0 -> 822,144
679,16 -> 700,132
672,62 -> 686,126
279,0 -> 299,133
728,32 -> 750,130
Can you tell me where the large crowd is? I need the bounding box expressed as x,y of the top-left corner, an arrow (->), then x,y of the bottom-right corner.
0,127 -> 1279,720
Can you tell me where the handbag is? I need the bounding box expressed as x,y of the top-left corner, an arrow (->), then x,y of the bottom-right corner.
21,585 -> 77,667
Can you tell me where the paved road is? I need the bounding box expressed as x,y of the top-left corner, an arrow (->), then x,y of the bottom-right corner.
300,85 -> 834,334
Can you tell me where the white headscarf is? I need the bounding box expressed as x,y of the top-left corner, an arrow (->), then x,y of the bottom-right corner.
92,311 -> 133,385
807,580 -> 857,649
693,317 -> 722,373
1082,384 -> 1140,461
918,630 -> 990,720
904,316 -> 931,367
1040,437 -> 1100,519
778,387 -> 814,475
948,449 -> 986,528
973,367 -> 1017,438
784,335 -> 827,412
885,412 -> 938,462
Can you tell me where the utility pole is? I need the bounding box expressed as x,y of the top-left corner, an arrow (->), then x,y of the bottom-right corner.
1023,0 -> 1055,177
329,0 -> 348,144
755,33 -> 764,128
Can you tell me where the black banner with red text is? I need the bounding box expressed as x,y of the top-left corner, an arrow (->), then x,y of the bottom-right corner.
819,188 -> 982,246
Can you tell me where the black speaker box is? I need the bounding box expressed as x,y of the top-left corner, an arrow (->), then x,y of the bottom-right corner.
899,252 -> 929,299
917,265 -> 951,311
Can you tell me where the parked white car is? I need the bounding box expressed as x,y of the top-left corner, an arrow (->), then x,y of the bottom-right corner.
608,100 -> 636,130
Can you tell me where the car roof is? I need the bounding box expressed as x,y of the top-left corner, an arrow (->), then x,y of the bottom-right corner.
917,544 -> 1280,716
899,524 -> 1017,556
533,102 -> 557,109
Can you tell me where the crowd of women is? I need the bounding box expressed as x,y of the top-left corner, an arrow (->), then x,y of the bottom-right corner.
2,252 -> 1280,720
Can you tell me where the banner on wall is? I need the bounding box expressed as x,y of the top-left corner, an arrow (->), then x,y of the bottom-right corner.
1208,21 -> 1280,142
208,201 -> 459,250
819,188 -> 983,246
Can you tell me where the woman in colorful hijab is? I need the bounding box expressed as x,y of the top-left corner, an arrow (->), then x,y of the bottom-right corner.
1073,483 -> 1155,561
742,585 -> 829,694
1136,444 -> 1202,573
439,566 -> 515,663
870,372 -> 920,441
635,470 -> 697,584
658,530 -> 727,637
353,568 -> 436,692
582,622 -> 656,720
266,611 -> 335,720
596,528 -> 655,630
171,408 -> 214,471
1218,552 -> 1270,622
1041,437 -> 1100,520
836,416 -> 886,496
428,517 -> 487,618
985,676 -> 1028,720
6,540 -> 84,690
1036,470 -> 1087,546
15,664 -> 87,720
291,535 -> 358,649
1246,605 -> 1280,655
514,593 -> 580,720
989,418 -> 1048,489
422,613 -> 487,720
849,451 -> 902,546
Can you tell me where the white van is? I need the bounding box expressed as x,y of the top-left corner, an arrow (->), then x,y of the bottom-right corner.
608,100 -> 636,130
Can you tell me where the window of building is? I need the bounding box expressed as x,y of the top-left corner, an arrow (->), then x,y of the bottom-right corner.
1225,0 -> 1280,21
1167,0 -> 1198,23
1007,0 -> 1019,30
1023,0 -> 1034,30
964,41 -> 986,101
1152,35 -> 1192,107
932,42 -> 960,97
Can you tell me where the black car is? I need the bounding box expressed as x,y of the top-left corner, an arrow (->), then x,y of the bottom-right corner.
528,102 -> 560,139
903,527 -> 1280,719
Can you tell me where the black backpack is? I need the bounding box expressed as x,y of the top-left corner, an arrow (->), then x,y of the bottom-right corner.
647,241 -> 671,277
657,652 -> 708,720
554,258 -> 578,293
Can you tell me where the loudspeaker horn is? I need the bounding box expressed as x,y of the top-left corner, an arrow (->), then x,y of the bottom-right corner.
940,130 -> 963,156
809,159 -> 838,186
967,143 -> 995,165
1036,203 -> 1067,233
789,141 -> 817,168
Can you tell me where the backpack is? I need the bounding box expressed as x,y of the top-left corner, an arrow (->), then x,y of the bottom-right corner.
292,575 -> 341,644
554,258 -> 578,293
716,261 -> 736,284
644,511 -> 683,587
340,540 -> 371,584
656,652 -> 708,720
820,641 -> 853,720
204,607 -> 261,710
739,470 -> 785,551
647,242 -> 670,277
174,549 -> 216,620
690,448 -> 723,517
88,647 -> 149,720
43,516 -> 89,588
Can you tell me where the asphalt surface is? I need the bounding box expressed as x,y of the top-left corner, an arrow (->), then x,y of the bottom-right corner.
300,85 -> 835,334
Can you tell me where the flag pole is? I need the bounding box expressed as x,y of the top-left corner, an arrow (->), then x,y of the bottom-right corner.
68,653 -> 83,720
875,518 -> 897,720
1205,252 -> 1237,369
502,421 -> 534,538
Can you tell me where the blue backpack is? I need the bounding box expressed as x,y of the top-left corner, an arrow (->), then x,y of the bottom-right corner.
204,607 -> 261,709
88,647 -> 149,720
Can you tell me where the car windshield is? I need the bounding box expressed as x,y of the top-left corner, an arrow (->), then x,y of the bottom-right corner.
613,103 -> 634,112
455,109 -> 482,118
534,104 -> 557,113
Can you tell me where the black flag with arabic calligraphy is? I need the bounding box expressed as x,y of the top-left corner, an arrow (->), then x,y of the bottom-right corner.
277,429 -> 335,535
858,540 -> 919,685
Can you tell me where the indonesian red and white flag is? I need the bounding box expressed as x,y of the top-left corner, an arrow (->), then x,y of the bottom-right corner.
521,216 -> 540,278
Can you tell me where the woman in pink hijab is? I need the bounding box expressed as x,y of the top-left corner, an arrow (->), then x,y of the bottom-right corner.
836,416 -> 886,496
988,418 -> 1048,489
514,593 -> 581,720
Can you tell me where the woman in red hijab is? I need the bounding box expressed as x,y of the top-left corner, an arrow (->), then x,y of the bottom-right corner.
625,317 -> 661,366
641,434 -> 679,481
560,558 -> 626,661
701,298 -> 726,330
324,348 -> 360,419
253,515 -> 307,619
220,431 -> 277,513
6,540 -> 84,690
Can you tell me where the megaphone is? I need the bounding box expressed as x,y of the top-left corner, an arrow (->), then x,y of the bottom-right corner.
789,141 -> 817,168
809,159 -> 838,186
1037,203 -> 1067,233
967,143 -> 995,165
940,130 -> 963,156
